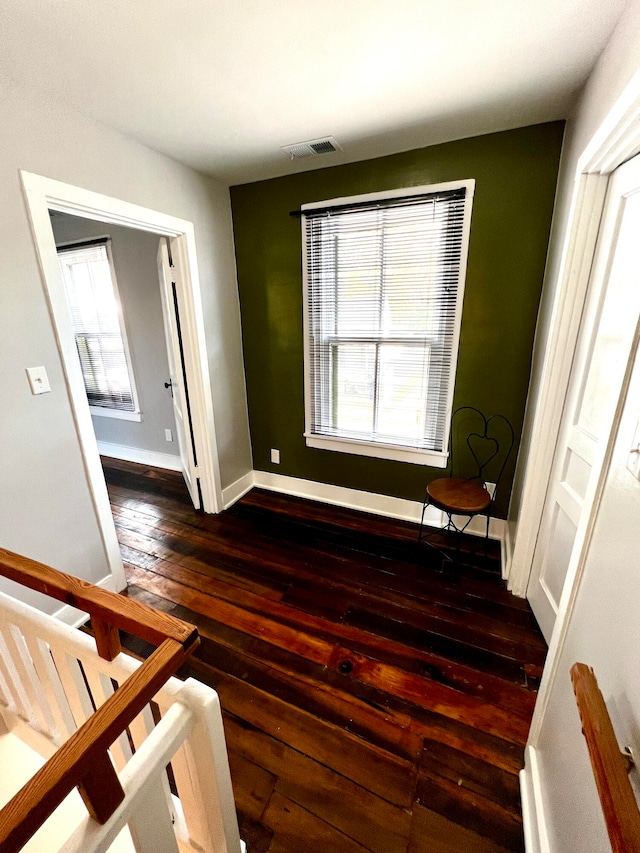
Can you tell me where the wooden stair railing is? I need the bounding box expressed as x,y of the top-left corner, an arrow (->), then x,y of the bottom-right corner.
571,662 -> 640,853
0,547 -> 201,853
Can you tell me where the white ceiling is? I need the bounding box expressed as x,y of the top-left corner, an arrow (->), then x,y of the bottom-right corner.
0,0 -> 627,185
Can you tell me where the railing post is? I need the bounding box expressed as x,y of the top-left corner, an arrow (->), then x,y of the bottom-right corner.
0,548 -> 204,851
92,618 -> 121,661
78,750 -> 125,823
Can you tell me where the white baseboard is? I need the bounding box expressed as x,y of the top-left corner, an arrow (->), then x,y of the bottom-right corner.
53,574 -> 116,628
253,470 -> 435,525
251,469 -> 506,546
520,746 -> 549,853
222,471 -> 254,509
97,441 -> 182,472
502,518 -> 516,581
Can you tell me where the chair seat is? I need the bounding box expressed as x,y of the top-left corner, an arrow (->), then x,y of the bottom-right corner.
427,477 -> 491,514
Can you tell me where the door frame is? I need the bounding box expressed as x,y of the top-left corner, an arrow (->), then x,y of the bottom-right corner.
526,155 -> 640,641
157,237 -> 201,508
509,68 -> 640,599
20,171 -> 223,589
510,68 -> 640,747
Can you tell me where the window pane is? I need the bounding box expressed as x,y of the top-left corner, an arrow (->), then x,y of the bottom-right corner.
376,344 -> 430,443
305,184 -> 471,455
336,234 -> 380,337
382,213 -> 446,336
58,243 -> 136,412
77,333 -> 133,408
334,344 -> 375,435
64,258 -> 121,334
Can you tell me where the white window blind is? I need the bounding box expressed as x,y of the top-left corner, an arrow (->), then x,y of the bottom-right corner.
302,181 -> 473,464
57,241 -> 137,413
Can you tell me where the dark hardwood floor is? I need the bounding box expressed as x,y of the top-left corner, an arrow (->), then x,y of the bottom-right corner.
102,457 -> 546,853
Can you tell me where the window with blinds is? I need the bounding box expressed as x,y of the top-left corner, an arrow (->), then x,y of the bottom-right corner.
57,240 -> 139,416
302,180 -> 474,465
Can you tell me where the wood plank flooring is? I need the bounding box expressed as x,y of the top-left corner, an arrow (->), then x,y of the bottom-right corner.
102,458 -> 546,853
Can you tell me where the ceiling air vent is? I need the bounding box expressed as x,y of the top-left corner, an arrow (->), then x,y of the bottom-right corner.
281,136 -> 342,159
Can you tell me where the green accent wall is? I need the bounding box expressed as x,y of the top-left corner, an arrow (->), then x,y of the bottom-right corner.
230,122 -> 564,516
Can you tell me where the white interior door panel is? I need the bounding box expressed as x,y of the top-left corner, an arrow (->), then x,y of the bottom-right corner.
157,238 -> 200,509
527,154 -> 640,640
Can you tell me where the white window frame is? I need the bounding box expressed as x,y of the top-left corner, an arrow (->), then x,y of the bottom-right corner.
302,179 -> 475,466
57,237 -> 142,423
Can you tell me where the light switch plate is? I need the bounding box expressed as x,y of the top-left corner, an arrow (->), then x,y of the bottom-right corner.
26,366 -> 51,395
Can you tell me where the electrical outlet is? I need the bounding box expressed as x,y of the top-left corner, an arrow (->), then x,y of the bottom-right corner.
485,481 -> 496,498
270,448 -> 280,464
165,429 -> 173,442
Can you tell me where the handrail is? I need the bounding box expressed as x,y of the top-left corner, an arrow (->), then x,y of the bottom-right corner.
0,548 -> 201,853
0,547 -> 197,659
571,662 -> 640,853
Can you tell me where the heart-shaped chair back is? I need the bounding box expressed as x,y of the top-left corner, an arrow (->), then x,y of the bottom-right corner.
467,431 -> 499,475
449,407 -> 515,490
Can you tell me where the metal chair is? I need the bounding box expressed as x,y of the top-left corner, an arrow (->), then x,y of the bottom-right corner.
417,407 -> 514,567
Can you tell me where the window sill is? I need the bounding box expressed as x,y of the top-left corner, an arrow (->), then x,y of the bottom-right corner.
90,406 -> 142,423
304,434 -> 448,467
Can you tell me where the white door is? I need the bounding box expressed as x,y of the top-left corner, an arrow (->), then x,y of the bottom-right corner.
527,154 -> 640,641
528,317 -> 640,853
157,238 -> 201,509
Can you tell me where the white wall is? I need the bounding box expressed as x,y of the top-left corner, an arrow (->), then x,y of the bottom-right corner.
533,301 -> 640,852
511,0 -> 640,846
50,213 -> 180,459
509,0 -> 640,526
0,82 -> 251,610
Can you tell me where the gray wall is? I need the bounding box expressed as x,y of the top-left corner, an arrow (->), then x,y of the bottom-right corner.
0,81 -> 251,611
50,213 -> 179,459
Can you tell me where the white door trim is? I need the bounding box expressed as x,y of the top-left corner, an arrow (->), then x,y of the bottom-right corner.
508,67 -> 640,598
525,156 -> 640,640
20,171 -> 223,589
157,237 -> 201,508
511,68 -> 640,751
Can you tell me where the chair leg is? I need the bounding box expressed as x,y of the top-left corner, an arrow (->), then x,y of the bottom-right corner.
454,521 -> 461,566
418,498 -> 428,544
484,507 -> 492,559
417,500 -> 452,571
420,502 -> 494,571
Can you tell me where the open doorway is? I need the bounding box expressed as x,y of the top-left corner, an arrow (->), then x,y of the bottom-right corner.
49,212 -> 184,476
21,171 -> 223,588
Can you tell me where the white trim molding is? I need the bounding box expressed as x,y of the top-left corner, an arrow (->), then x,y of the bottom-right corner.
168,232 -> 223,512
232,470 -> 508,559
19,171 -> 224,591
510,64 -> 640,850
90,406 -> 142,422
254,469 -> 432,524
97,441 -> 182,472
520,746 -> 551,853
304,434 -> 449,467
222,471 -> 255,509
508,66 -> 640,598
507,172 -> 608,596
502,518 -> 515,581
